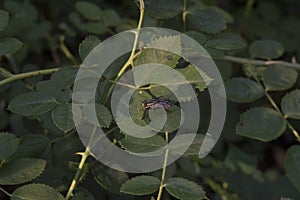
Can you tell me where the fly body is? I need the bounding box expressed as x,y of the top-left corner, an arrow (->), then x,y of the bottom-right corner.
141,98 -> 172,120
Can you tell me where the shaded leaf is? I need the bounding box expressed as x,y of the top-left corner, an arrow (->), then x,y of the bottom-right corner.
0,132 -> 19,160
225,78 -> 264,103
0,37 -> 22,56
92,162 -> 129,193
121,175 -> 160,195
281,90 -> 300,120
0,158 -> 46,185
0,10 -> 9,31
11,183 -> 64,200
263,65 -> 298,91
285,145 -> 300,192
75,1 -> 102,20
79,35 -> 101,61
249,39 -> 284,59
119,134 -> 166,155
165,177 -> 206,200
51,104 -> 75,132
145,0 -> 183,19
185,31 -> 207,45
236,107 -> 286,142
8,92 -> 57,116
205,38 -> 246,51
187,8 -> 226,34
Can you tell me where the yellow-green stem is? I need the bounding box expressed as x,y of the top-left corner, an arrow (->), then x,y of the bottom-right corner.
182,0 -> 187,32
0,187 -> 11,197
156,132 -> 169,200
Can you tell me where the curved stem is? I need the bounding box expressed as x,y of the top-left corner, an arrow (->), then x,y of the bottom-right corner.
156,132 -> 169,200
0,187 -> 11,197
102,0 -> 145,104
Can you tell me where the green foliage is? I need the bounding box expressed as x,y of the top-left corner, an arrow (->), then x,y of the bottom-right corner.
0,0 -> 300,200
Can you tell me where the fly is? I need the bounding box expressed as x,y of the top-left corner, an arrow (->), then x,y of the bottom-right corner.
141,98 -> 173,120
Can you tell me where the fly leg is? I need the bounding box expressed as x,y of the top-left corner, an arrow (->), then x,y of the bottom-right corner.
141,108 -> 149,120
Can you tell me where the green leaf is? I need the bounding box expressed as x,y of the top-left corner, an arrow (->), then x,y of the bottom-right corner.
177,65 -> 213,92
263,65 -> 298,91
79,35 -> 101,61
134,35 -> 182,68
0,37 -> 23,56
145,0 -> 183,19
102,9 -> 121,27
11,183 -> 64,200
0,158 -> 46,185
285,145 -> 300,192
0,10 -> 9,31
51,104 -> 75,132
185,31 -> 207,45
81,103 -> 112,128
119,134 -> 167,155
121,175 -> 160,195
92,162 -> 129,193
187,8 -> 226,34
281,89 -> 300,120
75,1 -> 102,20
225,78 -> 264,103
11,135 -> 49,159
0,132 -> 19,160
165,177 -> 206,200
205,38 -> 246,51
210,6 -> 234,24
236,107 -> 286,142
204,46 -> 225,59
249,39 -> 284,59
8,92 -> 57,116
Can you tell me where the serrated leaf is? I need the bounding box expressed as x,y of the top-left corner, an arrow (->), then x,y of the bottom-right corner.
0,10 -> 9,31
285,145 -> 300,192
52,104 -> 75,132
79,35 -> 101,61
8,92 -> 57,116
134,35 -> 182,68
145,0 -> 183,19
0,37 -> 23,56
121,175 -> 160,195
187,8 -> 226,34
75,1 -> 102,20
0,158 -> 46,185
281,90 -> 300,120
12,135 -> 49,159
0,132 -> 19,160
119,134 -> 167,155
165,177 -> 206,200
263,65 -> 298,91
11,183 -> 64,200
50,66 -> 78,87
249,39 -> 284,59
92,162 -> 129,193
185,31 -> 207,44
177,65 -> 212,91
206,38 -> 246,51
225,78 -> 264,103
81,103 -> 112,128
236,107 -> 286,142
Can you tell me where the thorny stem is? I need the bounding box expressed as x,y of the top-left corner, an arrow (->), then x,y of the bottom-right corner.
156,132 -> 169,200
102,0 -> 145,105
